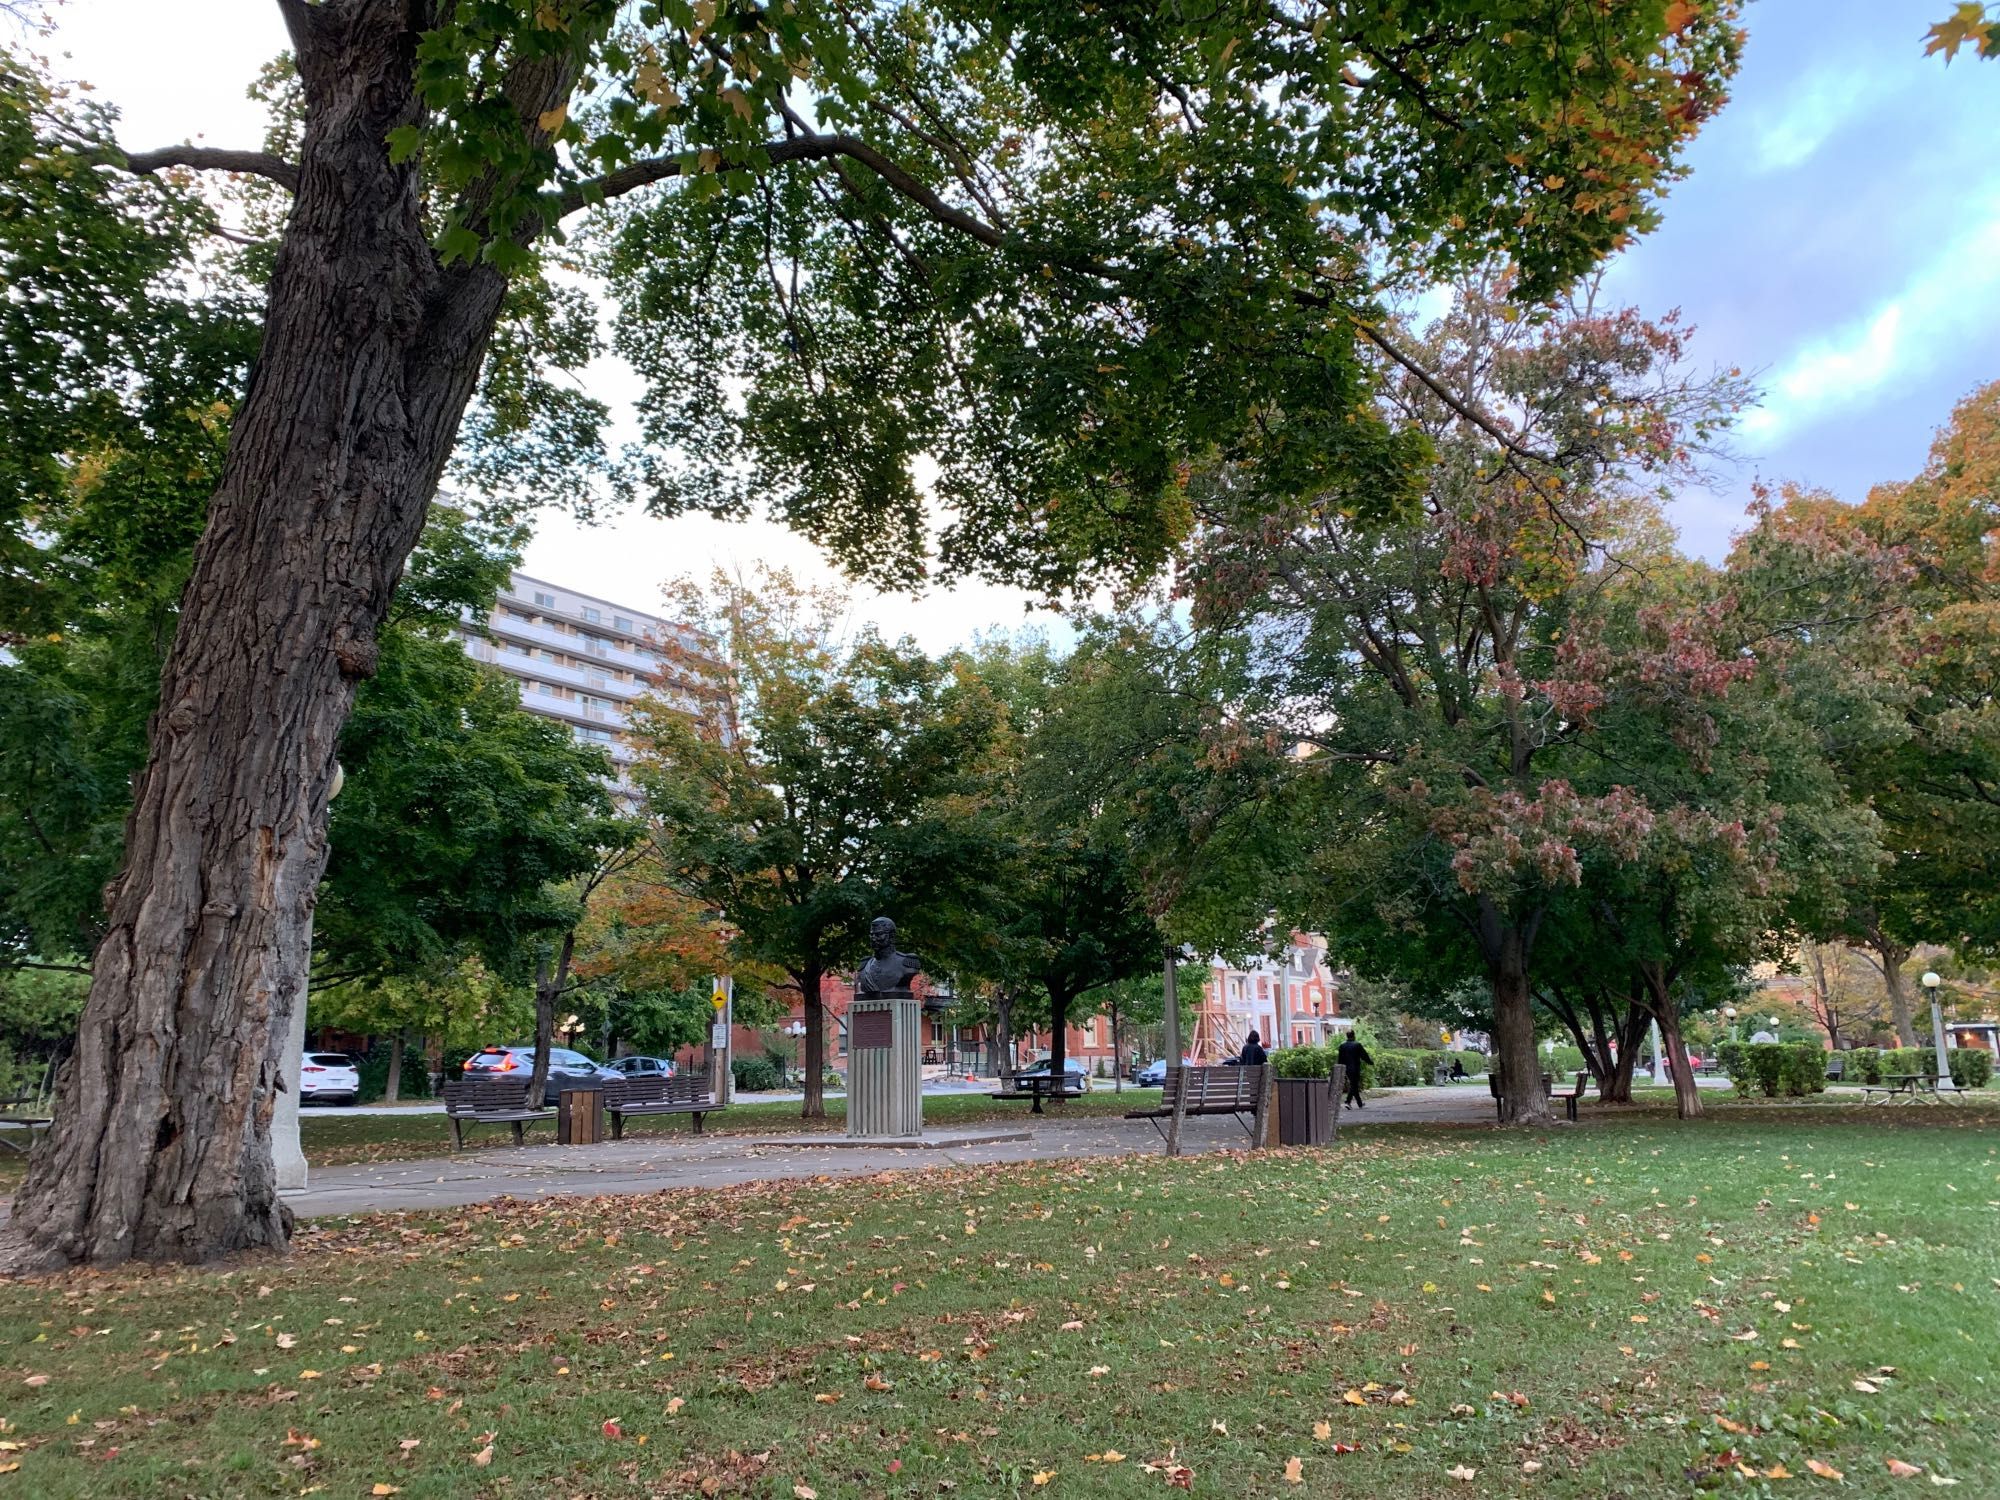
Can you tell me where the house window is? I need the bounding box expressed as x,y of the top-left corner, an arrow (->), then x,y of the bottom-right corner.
588,671 -> 608,689
614,615 -> 633,633
533,591 -> 555,608
583,606 -> 601,623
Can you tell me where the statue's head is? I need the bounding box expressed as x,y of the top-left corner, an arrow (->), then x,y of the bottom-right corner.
869,915 -> 896,952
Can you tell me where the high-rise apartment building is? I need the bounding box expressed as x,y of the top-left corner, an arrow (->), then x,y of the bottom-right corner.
457,571 -> 719,795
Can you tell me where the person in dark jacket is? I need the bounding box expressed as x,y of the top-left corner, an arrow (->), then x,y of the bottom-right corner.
1237,1030 -> 1268,1067
1335,1034 -> 1371,1108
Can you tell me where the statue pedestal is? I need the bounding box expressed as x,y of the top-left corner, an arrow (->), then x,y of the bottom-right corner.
846,994 -> 923,1140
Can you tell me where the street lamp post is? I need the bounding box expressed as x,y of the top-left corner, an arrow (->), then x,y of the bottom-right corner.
786,1020 -> 807,1087
1722,1005 -> 1738,1042
1922,971 -> 1957,1090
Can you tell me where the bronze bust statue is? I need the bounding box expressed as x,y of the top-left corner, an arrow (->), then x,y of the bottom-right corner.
854,916 -> 921,997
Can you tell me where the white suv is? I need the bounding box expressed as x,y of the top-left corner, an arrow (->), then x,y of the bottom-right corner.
300,1052 -> 360,1105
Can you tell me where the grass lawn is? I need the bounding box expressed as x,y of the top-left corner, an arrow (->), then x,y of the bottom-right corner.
2,1110 -> 1996,1497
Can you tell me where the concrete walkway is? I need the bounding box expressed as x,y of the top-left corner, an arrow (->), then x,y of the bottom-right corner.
283,1085 -> 1513,1220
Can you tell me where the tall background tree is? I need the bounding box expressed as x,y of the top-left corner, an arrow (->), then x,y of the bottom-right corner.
629,568 -> 996,1118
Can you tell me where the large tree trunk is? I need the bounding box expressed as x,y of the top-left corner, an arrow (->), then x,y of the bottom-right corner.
800,964 -> 825,1119
1874,936 -> 1918,1048
7,2 -> 524,1267
384,1031 -> 404,1105
1641,964 -> 1703,1120
1481,903 -> 1551,1124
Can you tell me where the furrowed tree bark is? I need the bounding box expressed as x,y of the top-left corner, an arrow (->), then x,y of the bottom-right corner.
384,1032 -> 404,1105
1480,900 -> 1552,1124
1873,934 -> 1918,1048
8,0 -> 514,1267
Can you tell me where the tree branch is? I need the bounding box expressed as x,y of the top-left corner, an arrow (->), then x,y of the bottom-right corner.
564,131 -> 1005,249
119,145 -> 300,194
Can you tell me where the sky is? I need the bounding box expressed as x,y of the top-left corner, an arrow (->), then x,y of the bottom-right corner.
42,0 -> 2000,651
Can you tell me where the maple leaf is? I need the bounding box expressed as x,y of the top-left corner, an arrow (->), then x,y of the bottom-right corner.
1313,1421 -> 1332,1440
1031,1470 -> 1056,1486
1343,1389 -> 1368,1406
1926,3 -> 1999,62
1806,1460 -> 1843,1480
1888,1459 -> 1925,1477
471,1443 -> 495,1468
665,1397 -> 685,1415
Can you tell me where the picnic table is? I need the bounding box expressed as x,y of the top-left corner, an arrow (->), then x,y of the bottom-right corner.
989,1074 -> 1081,1114
0,1089 -> 51,1156
1863,1072 -> 1957,1105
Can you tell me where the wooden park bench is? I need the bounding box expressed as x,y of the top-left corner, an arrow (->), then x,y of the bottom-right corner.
1125,1064 -> 1269,1157
442,1077 -> 554,1149
989,1072 -> 1084,1115
605,1073 -> 725,1137
1554,1070 -> 1590,1122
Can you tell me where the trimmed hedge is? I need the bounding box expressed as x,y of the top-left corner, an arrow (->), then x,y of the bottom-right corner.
731,1055 -> 784,1092
1272,1044 -> 1334,1079
1716,1042 -> 1828,1097
1951,1047 -> 1995,1089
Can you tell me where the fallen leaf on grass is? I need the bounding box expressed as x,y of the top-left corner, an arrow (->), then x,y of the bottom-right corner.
397,1439 -> 420,1454
601,1420 -> 623,1438
1084,1451 -> 1125,1464
794,1487 -> 818,1500
1888,1459 -> 1924,1477
864,1375 -> 893,1393
23,1375 -> 49,1388
282,1430 -> 320,1451
1342,1389 -> 1367,1407
665,1397 -> 685,1415
1448,1465 -> 1478,1481
1031,1470 -> 1055,1486
471,1442 -> 494,1468
1805,1460 -> 1842,1480
1852,1380 -> 1879,1395
1087,1366 -> 1110,1378
1766,1464 -> 1793,1479
1313,1421 -> 1332,1441
1931,1478 -> 1959,1487
813,1392 -> 841,1405
371,1487 -> 400,1497
1522,1460 -> 1543,1474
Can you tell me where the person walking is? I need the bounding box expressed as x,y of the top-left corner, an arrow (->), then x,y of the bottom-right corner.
1336,1034 -> 1371,1109
1237,1029 -> 1268,1067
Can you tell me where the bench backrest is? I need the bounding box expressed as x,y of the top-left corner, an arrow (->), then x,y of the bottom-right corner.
444,1076 -> 534,1115
667,1072 -> 713,1105
1163,1064 -> 1266,1111
1824,1054 -> 1846,1080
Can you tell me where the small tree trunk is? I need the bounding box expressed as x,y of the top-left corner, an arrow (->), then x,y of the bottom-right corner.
1655,1001 -> 1703,1119
1047,990 -> 1069,1097
5,2 -> 535,1268
995,991 -> 1015,1083
1876,937 -> 1917,1047
1599,999 -> 1649,1104
1111,998 -> 1122,1094
384,1032 -> 404,1105
1483,912 -> 1551,1125
800,965 -> 825,1120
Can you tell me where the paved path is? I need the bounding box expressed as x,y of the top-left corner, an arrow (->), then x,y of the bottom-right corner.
284,1086 -> 1510,1219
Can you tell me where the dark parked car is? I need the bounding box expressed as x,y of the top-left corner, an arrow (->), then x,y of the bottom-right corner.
1013,1058 -> 1090,1094
606,1055 -> 676,1079
462,1045 -> 619,1093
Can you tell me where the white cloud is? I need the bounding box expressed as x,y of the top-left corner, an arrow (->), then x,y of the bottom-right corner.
1744,64 -> 1891,176
1739,197 -> 2000,446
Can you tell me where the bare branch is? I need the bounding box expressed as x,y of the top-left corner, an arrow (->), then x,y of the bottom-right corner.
120,145 -> 300,194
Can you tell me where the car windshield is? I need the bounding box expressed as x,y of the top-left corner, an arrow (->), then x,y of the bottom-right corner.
307,1054 -> 350,1067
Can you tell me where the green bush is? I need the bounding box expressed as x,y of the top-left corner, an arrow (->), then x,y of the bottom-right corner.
1781,1043 -> 1826,1096
1845,1047 -> 1883,1085
1879,1047 -> 1928,1082
1950,1047 -> 1995,1089
731,1055 -> 784,1092
1273,1045 -> 1333,1079
1716,1042 -> 1785,1097
1372,1050 -> 1422,1087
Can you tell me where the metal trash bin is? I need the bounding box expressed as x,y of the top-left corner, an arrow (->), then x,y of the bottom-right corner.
556,1083 -> 603,1145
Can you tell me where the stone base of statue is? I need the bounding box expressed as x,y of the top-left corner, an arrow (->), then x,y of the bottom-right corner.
846,993 -> 923,1140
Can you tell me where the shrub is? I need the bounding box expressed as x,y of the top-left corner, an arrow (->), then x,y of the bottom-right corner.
1781,1043 -> 1826,1096
1950,1047 -> 1995,1090
1879,1047 -> 1928,1082
1273,1045 -> 1332,1079
1372,1050 -> 1422,1087
731,1055 -> 784,1092
1716,1042 -> 1790,1097
1846,1047 -> 1883,1085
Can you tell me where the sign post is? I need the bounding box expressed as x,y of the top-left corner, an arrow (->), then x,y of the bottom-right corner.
711,976 -> 734,1105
